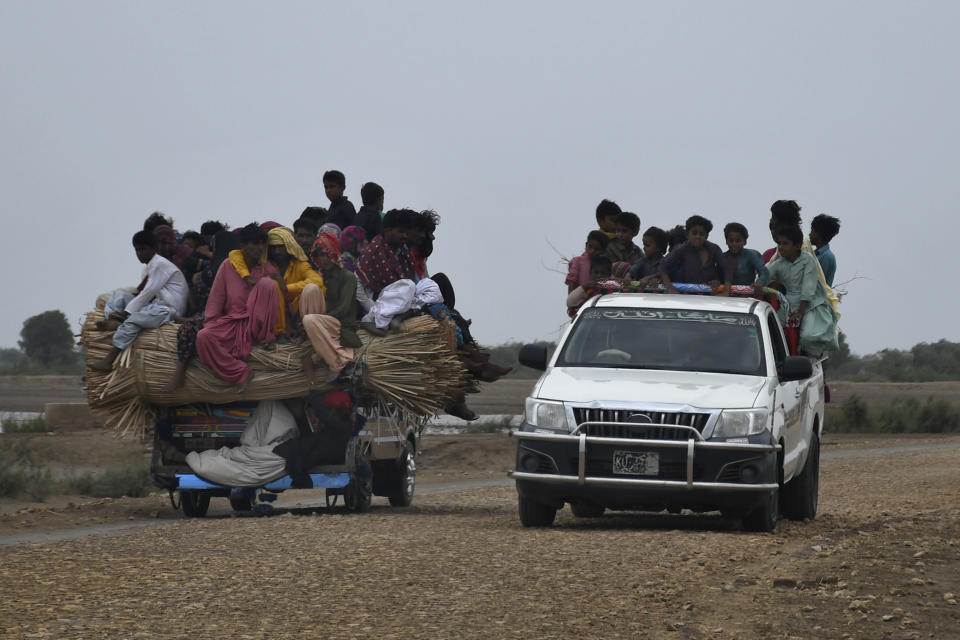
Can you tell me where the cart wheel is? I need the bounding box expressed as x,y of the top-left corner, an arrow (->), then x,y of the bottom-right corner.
388,441 -> 416,507
181,491 -> 210,518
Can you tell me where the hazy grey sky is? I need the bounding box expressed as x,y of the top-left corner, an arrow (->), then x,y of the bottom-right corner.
1,1 -> 957,356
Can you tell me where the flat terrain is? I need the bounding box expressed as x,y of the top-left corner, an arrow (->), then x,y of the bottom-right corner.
1,431 -> 959,639
2,377 -> 959,638
0,375 -> 87,412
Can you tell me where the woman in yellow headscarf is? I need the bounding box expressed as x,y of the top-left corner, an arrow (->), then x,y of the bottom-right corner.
229,226 -> 325,334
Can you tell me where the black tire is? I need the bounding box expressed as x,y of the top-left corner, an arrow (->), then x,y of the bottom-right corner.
781,432 -> 820,521
181,491 -> 210,518
345,475 -> 372,513
518,496 -> 557,527
388,441 -> 416,507
570,503 -> 605,518
742,488 -> 779,533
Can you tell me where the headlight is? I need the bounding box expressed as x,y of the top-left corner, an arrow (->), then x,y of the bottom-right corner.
524,398 -> 569,432
713,408 -> 770,438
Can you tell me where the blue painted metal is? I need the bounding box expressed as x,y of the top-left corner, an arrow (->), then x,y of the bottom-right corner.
176,473 -> 351,491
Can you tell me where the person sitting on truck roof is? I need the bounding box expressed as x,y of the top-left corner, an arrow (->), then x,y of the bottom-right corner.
90,230 -> 189,372
301,233 -> 363,383
356,209 -> 417,299
764,204 -> 841,317
626,225 -> 668,285
161,230 -> 240,393
229,227 -> 326,335
606,212 -> 643,265
292,217 -> 319,260
765,226 -> 839,358
195,224 -> 282,392
323,169 -> 357,230
354,181 -> 385,240
339,225 -> 366,274
723,222 -> 770,287
809,213 -> 841,287
659,215 -> 733,296
408,209 -> 439,280
595,199 -> 621,240
566,230 -> 609,293
763,200 -> 802,263
566,255 -> 614,316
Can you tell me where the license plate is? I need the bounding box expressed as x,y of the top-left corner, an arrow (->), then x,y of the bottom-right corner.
613,450 -> 659,475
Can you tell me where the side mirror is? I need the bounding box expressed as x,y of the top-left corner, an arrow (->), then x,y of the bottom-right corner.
779,355 -> 813,382
518,344 -> 548,371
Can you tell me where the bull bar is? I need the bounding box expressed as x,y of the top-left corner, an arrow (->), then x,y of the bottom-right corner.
509,421 -> 781,491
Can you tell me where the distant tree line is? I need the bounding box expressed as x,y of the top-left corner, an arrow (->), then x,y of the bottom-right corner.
830,333 -> 960,382
1,310 -> 83,375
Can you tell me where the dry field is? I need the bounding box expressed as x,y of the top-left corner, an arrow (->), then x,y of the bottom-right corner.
2,377 -> 960,638
0,430 -> 958,639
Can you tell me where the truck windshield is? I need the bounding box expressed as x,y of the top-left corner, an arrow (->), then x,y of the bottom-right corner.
556,307 -> 766,376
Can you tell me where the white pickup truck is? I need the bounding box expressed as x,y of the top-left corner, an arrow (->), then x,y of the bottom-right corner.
510,292 -> 824,532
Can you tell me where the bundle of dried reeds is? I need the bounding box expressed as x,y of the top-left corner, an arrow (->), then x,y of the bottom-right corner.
81,308 -> 470,439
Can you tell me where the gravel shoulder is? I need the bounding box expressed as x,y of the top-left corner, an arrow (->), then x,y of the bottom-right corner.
1,433 -> 958,639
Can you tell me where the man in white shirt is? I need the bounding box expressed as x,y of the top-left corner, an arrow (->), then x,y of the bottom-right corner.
90,230 -> 189,371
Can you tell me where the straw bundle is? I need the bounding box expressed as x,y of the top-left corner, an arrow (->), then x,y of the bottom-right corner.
81,308 -> 471,438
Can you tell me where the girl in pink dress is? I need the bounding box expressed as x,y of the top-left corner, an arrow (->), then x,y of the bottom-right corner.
196,224 -> 281,391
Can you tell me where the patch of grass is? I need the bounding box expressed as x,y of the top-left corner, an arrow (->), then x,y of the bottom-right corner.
462,416 -> 515,434
2,415 -> 49,433
0,437 -> 54,500
827,395 -> 960,434
72,453 -> 154,498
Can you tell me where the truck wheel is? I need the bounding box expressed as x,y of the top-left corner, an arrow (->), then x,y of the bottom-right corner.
570,503 -> 605,518
518,496 -> 557,527
388,441 -> 416,507
345,475 -> 372,513
742,488 -> 778,533
181,491 -> 210,518
781,432 -> 820,521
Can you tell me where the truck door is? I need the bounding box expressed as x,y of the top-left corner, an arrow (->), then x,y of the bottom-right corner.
767,311 -> 803,479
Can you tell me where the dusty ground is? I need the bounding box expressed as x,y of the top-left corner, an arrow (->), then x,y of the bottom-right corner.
0,431 -> 958,639
2,379 -> 960,639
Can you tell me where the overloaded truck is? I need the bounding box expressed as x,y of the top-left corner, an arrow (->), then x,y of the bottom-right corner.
82,307 -> 467,519
510,292 -> 823,532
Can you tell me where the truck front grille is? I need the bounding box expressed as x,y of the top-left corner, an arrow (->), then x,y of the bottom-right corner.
573,409 -> 709,441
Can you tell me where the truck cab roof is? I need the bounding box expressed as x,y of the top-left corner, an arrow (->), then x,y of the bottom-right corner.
589,292 -> 769,316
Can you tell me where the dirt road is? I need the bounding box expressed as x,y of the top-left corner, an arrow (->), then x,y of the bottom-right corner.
1,434 -> 958,639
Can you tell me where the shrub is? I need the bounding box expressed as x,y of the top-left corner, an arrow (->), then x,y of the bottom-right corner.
827,395 -> 960,434
72,453 -> 153,498
462,416 -> 515,434
2,415 -> 48,433
0,437 -> 53,499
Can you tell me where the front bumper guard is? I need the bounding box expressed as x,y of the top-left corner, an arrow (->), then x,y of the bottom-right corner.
509,427 -> 780,492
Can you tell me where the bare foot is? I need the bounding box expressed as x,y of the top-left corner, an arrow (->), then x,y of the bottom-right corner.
95,319 -> 121,331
